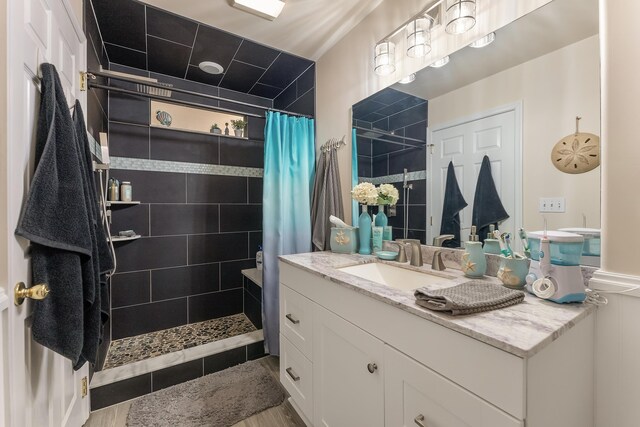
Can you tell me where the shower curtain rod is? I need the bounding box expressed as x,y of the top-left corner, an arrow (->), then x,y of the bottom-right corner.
86,70 -> 312,119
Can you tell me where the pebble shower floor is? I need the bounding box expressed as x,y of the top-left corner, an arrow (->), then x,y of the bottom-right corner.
103,313 -> 257,369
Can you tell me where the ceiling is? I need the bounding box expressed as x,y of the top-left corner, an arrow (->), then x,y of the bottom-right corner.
138,0 -> 385,60
89,0 -> 315,99
393,0 -> 599,100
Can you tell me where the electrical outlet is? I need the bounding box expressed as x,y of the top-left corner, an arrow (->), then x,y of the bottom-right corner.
539,197 -> 566,213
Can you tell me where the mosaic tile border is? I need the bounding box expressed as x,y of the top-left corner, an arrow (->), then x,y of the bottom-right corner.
88,132 -> 103,163
110,156 -> 264,177
359,170 -> 426,184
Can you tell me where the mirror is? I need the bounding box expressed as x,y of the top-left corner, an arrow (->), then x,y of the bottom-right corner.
352,0 -> 600,265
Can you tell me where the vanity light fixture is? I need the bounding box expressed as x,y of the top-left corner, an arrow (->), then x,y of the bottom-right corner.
374,41 -> 396,76
231,0 -> 285,21
430,56 -> 450,68
399,73 -> 416,84
445,0 -> 476,34
406,16 -> 433,58
469,32 -> 496,48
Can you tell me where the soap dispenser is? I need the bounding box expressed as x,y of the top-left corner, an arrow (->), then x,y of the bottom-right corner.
462,225 -> 487,278
483,224 -> 502,255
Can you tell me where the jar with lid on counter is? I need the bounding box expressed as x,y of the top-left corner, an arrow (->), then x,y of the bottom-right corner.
120,181 -> 132,202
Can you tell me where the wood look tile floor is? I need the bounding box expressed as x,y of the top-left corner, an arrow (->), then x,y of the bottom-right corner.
84,356 -> 306,427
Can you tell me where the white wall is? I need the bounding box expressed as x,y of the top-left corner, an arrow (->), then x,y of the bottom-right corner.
429,35 -> 600,232
316,0 -> 551,223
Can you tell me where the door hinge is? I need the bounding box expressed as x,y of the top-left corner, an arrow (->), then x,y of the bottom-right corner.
430,216 -> 433,226
81,376 -> 88,398
80,71 -> 87,92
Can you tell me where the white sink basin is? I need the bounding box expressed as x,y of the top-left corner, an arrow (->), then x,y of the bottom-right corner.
338,263 -> 455,292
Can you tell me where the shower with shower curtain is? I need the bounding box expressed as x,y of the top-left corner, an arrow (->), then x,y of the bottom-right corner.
84,0 -> 317,406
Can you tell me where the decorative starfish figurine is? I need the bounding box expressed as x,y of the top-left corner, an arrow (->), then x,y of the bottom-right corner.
462,253 -> 476,273
498,266 -> 516,285
335,230 -> 350,245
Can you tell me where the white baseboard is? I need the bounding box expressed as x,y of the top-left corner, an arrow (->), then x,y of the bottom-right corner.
589,270 -> 640,298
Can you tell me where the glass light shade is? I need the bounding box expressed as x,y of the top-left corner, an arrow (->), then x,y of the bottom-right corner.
406,17 -> 432,58
374,41 -> 396,76
399,73 -> 416,84
470,32 -> 495,48
445,0 -> 476,34
430,56 -> 450,68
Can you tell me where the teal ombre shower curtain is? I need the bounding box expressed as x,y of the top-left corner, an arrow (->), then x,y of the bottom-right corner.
352,128 -> 359,226
262,112 -> 315,355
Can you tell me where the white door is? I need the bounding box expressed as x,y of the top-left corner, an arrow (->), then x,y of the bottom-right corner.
313,305 -> 384,427
428,104 -> 522,247
1,1 -> 89,426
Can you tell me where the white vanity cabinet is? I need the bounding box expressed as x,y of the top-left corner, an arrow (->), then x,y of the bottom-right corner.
313,304 -> 384,427
279,260 -> 595,427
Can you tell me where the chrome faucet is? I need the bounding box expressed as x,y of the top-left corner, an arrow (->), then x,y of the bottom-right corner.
432,234 -> 455,247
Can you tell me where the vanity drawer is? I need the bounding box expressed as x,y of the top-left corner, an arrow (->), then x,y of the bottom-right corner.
384,345 -> 523,427
280,284 -> 314,358
280,334 -> 313,422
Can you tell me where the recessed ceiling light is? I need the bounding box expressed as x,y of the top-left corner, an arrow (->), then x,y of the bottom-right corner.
399,74 -> 416,84
199,61 -> 224,75
430,56 -> 450,68
231,0 -> 285,21
469,32 -> 496,48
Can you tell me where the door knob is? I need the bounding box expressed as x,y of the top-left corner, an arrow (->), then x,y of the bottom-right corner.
14,282 -> 50,306
367,363 -> 378,373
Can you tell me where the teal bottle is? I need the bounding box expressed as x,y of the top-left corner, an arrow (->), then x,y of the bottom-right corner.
461,241 -> 487,278
374,205 -> 388,228
358,205 -> 372,255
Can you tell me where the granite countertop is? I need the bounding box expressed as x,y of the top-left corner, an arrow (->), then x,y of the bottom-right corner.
279,251 -> 597,358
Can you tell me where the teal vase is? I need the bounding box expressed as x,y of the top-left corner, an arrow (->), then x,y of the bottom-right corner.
374,205 -> 388,228
461,241 -> 487,278
358,205 -> 372,255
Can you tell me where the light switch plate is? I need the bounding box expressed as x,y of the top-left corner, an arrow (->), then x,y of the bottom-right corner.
539,197 -> 566,213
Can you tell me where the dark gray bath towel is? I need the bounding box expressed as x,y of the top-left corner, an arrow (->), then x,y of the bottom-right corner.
311,148 -> 344,251
72,100 -> 113,369
472,155 -> 509,243
414,282 -> 525,315
439,161 -> 467,248
15,63 -> 96,368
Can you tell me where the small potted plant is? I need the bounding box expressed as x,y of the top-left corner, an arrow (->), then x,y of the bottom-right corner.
210,123 -> 221,134
230,119 -> 248,138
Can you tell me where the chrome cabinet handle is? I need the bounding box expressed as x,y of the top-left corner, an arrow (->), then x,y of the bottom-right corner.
367,363 -> 378,373
414,414 -> 426,427
285,313 -> 300,324
286,367 -> 300,381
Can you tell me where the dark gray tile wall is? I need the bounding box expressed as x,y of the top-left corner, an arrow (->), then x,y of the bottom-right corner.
90,340 -> 266,410
274,64 -> 315,116
106,63 -> 270,341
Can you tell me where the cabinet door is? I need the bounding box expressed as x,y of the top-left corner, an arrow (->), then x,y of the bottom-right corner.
384,345 -> 523,427
313,305 -> 384,427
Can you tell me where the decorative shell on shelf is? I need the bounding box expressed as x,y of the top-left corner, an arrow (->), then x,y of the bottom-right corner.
155,110 -> 172,127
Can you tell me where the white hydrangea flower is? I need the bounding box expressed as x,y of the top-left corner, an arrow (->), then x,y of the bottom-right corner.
377,183 -> 400,206
351,182 -> 379,205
